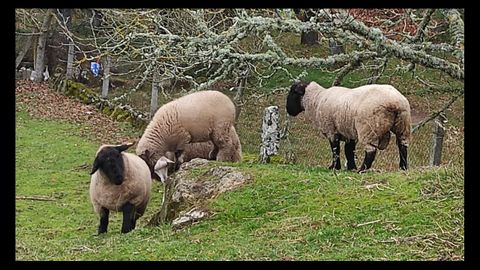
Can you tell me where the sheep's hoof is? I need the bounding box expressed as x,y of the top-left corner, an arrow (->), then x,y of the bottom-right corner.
121,227 -> 133,234
357,166 -> 369,173
358,168 -> 381,174
346,164 -> 357,171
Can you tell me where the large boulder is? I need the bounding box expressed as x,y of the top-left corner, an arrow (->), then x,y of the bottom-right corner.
149,158 -> 252,229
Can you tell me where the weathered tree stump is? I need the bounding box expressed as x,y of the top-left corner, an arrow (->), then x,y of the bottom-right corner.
259,106 -> 280,163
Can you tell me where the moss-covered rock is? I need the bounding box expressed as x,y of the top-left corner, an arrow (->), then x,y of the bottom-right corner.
101,106 -> 112,115
115,109 -> 130,122
65,80 -> 97,103
63,79 -> 148,129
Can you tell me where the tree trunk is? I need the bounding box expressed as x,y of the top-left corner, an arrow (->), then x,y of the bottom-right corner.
234,69 -> 248,121
260,106 -> 280,163
295,9 -> 319,45
33,9 -> 55,82
101,56 -> 111,98
301,31 -> 319,45
329,38 -> 345,55
16,35 -> 33,69
66,44 -> 75,80
150,71 -> 159,118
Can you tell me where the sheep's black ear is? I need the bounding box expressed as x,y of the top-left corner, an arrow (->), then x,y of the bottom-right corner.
291,81 -> 307,96
115,142 -> 134,153
90,156 -> 102,175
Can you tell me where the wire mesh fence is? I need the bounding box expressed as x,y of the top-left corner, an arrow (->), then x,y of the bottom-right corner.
48,72 -> 464,173
236,91 -> 464,172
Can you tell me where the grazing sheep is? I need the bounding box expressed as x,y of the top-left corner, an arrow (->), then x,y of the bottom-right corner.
89,143 -> 152,234
136,90 -> 242,180
180,141 -> 216,163
153,156 -> 175,184
286,81 -> 411,172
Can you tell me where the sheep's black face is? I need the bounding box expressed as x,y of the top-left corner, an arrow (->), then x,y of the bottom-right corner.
139,150 -> 161,181
91,147 -> 125,185
286,81 -> 308,116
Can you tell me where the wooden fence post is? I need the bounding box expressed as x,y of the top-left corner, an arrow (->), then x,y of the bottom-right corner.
430,114 -> 447,166
150,71 -> 159,118
66,44 -> 74,80
101,56 -> 111,98
260,106 -> 280,163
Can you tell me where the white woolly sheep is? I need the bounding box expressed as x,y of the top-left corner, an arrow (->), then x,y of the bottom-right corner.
136,90 -> 242,180
286,81 -> 411,172
89,142 -> 156,234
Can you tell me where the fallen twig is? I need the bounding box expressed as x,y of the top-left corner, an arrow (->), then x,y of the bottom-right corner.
16,195 -> 56,201
355,219 -> 382,227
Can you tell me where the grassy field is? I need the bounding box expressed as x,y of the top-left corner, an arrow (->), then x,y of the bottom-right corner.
15,108 -> 464,260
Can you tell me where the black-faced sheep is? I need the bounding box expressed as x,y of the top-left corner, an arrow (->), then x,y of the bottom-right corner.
89,143 -> 152,234
136,90 -> 242,180
286,81 -> 411,172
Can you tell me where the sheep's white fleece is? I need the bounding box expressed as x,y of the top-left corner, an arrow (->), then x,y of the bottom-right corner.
136,90 -> 241,164
90,151 -> 152,214
302,82 -> 411,151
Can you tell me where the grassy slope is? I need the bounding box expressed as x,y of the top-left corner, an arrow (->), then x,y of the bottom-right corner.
15,109 -> 463,261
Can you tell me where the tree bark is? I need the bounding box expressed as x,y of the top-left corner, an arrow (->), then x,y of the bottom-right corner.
33,9 -> 55,82
16,35 -> 33,69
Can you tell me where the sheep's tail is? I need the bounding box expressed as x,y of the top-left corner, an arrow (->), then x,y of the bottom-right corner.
391,108 -> 412,146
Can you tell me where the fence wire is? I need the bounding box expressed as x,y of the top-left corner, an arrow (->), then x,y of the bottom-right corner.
236,91 -> 464,172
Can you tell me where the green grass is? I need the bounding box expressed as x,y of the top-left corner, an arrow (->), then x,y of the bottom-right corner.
16,109 -> 463,260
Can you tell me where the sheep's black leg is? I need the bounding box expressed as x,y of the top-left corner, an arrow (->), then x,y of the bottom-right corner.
98,207 -> 109,235
328,136 -> 341,170
121,203 -> 136,233
344,140 -> 357,170
358,150 -> 377,173
209,144 -> 219,160
397,138 -> 408,170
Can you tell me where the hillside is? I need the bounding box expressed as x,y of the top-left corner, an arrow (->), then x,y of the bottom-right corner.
15,82 -> 464,260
